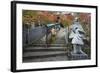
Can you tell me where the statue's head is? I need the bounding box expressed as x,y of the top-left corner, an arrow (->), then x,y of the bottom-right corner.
73,17 -> 79,22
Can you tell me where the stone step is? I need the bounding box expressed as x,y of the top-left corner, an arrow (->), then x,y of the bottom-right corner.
24,49 -> 67,52
23,55 -> 68,62
23,51 -> 67,57
24,47 -> 67,51
28,44 -> 67,47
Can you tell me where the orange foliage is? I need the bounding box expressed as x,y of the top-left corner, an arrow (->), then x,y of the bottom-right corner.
79,13 -> 91,24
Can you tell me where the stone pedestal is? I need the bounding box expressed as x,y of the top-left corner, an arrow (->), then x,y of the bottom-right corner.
70,52 -> 88,60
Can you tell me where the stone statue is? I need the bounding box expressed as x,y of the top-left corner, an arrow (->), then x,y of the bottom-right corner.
71,27 -> 85,54
69,17 -> 88,60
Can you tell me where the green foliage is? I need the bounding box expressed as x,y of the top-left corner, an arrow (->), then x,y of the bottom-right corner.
22,10 -> 38,25
82,48 -> 91,59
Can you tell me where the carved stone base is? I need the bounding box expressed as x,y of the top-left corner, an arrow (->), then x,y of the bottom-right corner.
70,52 -> 88,60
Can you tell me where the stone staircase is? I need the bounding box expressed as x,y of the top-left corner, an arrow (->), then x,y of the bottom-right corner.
23,46 -> 69,63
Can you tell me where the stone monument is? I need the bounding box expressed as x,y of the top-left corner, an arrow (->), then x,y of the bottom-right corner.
69,17 -> 88,60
